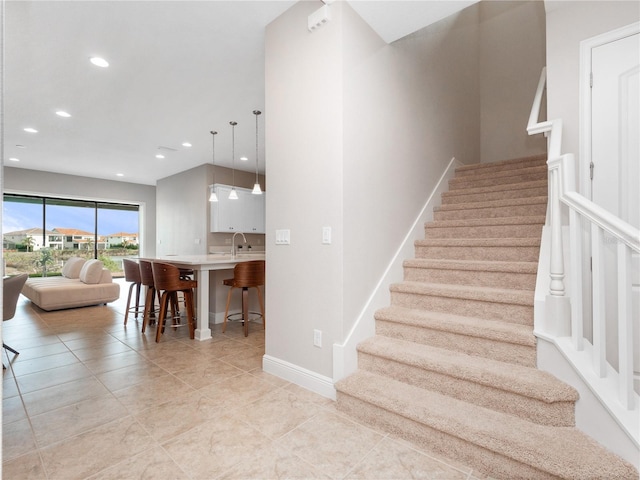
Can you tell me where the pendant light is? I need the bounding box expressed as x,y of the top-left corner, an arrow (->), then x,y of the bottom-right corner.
209,130 -> 218,202
228,121 -> 239,200
252,109 -> 263,195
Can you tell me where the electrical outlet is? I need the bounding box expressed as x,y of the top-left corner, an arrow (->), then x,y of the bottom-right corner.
313,329 -> 322,348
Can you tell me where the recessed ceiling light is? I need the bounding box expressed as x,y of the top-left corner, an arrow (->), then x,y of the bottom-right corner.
182,142 -> 192,148
240,156 -> 248,161
56,111 -> 71,118
16,144 -> 25,148
8,157 -> 20,162
116,173 -> 124,177
90,57 -> 109,68
155,154 -> 165,159
24,127 -> 38,133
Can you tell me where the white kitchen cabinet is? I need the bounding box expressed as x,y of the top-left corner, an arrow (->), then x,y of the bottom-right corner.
210,184 -> 265,233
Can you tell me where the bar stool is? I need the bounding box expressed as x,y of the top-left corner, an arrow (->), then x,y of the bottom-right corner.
139,259 -> 161,333
222,260 -> 265,337
151,261 -> 197,343
122,259 -> 143,325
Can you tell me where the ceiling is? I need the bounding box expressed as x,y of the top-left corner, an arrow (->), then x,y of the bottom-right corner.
3,1 -> 478,186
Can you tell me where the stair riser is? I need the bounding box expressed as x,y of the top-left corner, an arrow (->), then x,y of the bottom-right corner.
424,224 -> 543,239
449,172 -> 547,190
375,319 -> 536,367
415,245 -> 540,262
454,158 -> 547,178
434,204 -> 547,221
336,393 -> 556,480
403,266 -> 536,290
357,352 -> 575,427
442,187 -> 548,205
390,291 -> 533,324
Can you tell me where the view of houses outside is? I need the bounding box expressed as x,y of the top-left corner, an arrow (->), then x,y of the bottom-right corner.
2,195 -> 139,278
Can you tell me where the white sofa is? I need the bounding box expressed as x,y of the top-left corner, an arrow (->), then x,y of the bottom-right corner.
21,257 -> 120,311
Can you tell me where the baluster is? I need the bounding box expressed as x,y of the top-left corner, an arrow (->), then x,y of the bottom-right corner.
570,209 -> 584,351
617,242 -> 634,409
591,224 -> 606,377
548,163 -> 565,297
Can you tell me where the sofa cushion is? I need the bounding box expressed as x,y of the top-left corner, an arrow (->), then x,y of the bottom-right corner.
79,259 -> 104,284
62,256 -> 86,279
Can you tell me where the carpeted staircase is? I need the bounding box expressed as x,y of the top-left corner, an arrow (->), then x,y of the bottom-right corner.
335,155 -> 638,479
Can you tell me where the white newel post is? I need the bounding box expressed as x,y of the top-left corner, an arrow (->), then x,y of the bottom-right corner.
545,158 -> 571,337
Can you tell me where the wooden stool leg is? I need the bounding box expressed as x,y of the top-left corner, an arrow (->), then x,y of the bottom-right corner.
142,286 -> 155,333
223,287 -> 234,333
185,290 -> 196,339
242,287 -> 249,337
124,282 -> 135,325
156,292 -> 169,343
134,283 -> 142,319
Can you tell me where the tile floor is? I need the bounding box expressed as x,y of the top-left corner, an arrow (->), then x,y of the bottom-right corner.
3,279 -> 479,479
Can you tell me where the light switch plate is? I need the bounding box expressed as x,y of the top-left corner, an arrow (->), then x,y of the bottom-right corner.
275,229 -> 291,245
322,226 -> 331,244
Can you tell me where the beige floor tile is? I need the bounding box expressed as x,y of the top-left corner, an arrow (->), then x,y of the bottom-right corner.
2,394 -> 28,424
248,368 -> 292,388
146,347 -> 210,373
173,357 -> 245,389
217,443 -> 330,480
2,371 -> 20,398
161,414 -> 270,479
133,389 -> 219,443
70,340 -> 134,362
82,349 -> 150,374
1,450 -> 47,480
87,446 -> 190,480
3,334 -> 63,351
95,361 -> 168,391
9,350 -> 80,377
198,372 -> 280,411
204,338 -> 255,359
10,341 -> 70,362
15,362 -> 93,394
2,418 -> 37,462
21,375 -> 110,417
236,387 -> 321,440
112,373 -> 194,414
276,410 -> 385,479
221,347 -> 265,371
30,393 -> 129,447
38,415 -> 155,480
345,437 -> 469,479
62,333 -> 121,350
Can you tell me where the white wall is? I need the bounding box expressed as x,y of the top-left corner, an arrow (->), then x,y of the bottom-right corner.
264,1 -> 483,384
3,167 -> 157,257
480,0 -> 547,162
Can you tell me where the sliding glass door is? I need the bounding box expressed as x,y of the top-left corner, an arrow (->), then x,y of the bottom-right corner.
2,194 -> 139,277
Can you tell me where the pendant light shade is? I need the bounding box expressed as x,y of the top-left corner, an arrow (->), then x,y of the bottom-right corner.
209,130 -> 218,202
229,121 -> 238,200
252,109 -> 263,195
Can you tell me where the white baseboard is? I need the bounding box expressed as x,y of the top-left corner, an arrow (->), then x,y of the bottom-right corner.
263,354 -> 336,401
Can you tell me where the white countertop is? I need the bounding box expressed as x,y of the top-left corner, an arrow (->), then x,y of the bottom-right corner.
150,253 -> 265,267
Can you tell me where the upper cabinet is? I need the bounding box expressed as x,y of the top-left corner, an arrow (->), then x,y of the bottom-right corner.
210,184 -> 265,233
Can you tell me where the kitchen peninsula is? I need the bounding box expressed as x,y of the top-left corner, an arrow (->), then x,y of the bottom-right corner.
144,253 -> 265,340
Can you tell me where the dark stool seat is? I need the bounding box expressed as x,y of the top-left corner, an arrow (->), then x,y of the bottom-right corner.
151,262 -> 197,343
223,260 -> 265,337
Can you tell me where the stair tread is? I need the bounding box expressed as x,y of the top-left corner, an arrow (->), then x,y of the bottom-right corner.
358,335 -> 577,402
435,195 -> 547,212
335,371 -> 637,479
391,281 -> 534,306
403,258 -> 538,274
416,237 -> 541,247
376,305 -> 536,346
455,155 -> 547,175
450,164 -> 547,184
425,215 -> 545,228
442,179 -> 547,198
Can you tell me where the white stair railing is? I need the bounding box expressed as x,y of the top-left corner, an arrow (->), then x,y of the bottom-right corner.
528,67 -> 640,442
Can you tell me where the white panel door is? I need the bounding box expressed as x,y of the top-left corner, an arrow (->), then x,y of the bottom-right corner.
591,32 -> 640,379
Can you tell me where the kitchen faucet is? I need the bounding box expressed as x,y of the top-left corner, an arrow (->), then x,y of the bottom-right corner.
231,232 -> 247,256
